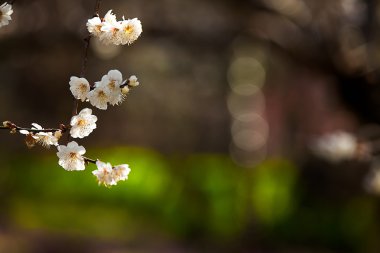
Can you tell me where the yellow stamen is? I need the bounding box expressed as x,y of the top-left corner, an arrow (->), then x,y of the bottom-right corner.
108,81 -> 116,89
125,25 -> 133,34
80,84 -> 88,93
77,119 -> 86,126
98,90 -> 108,101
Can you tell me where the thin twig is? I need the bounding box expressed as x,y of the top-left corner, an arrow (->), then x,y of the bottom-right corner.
71,0 -> 102,117
69,0 -> 102,143
94,0 -> 102,15
80,36 -> 91,78
1,122 -> 64,133
84,156 -> 97,164
71,35 -> 90,117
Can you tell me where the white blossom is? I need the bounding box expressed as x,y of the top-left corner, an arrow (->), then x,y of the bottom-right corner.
56,141 -> 86,171
70,108 -> 97,138
99,26 -> 121,45
128,75 -> 139,87
84,69 -> 132,108
86,16 -> 103,36
102,69 -> 124,105
119,18 -> 142,45
69,76 -> 90,102
92,161 -> 131,187
100,10 -> 121,45
121,86 -> 130,95
31,123 -> 42,129
20,123 -> 59,148
312,131 -> 357,163
35,132 -> 59,148
103,9 -> 117,24
113,164 -> 131,182
87,85 -> 111,110
87,10 -> 142,46
107,69 -> 123,85
0,2 -> 13,28
94,70 -> 124,105
54,130 -> 62,140
92,160 -> 117,187
19,130 -> 31,135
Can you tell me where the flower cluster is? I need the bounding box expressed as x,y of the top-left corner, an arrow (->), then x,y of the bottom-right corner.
1,3 -> 140,188
92,161 -> 130,187
56,141 -> 130,186
70,69 -> 139,110
19,123 -> 61,148
87,10 -> 142,46
58,69 -> 140,186
0,2 -> 13,28
15,107 -> 97,148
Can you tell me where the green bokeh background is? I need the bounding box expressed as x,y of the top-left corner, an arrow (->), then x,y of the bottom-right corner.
1,148 -> 379,252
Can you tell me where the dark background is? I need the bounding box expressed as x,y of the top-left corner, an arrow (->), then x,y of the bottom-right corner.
1,0 -> 380,252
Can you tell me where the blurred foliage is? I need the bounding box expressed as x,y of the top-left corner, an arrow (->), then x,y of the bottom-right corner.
2,148 -> 249,241
251,160 -> 298,226
1,148 -> 380,252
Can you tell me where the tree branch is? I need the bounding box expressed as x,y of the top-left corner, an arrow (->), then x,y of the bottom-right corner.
1,122 -> 65,133
84,156 -> 97,164
71,0 -> 103,117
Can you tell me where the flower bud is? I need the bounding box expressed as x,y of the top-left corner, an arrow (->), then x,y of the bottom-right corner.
121,86 -> 130,95
54,130 -> 62,140
3,121 -> 11,127
128,75 -> 139,87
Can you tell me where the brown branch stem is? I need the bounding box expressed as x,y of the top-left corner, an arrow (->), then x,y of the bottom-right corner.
84,156 -> 97,164
94,0 -> 102,15
68,0 -> 102,143
1,122 -> 65,133
71,0 -> 102,117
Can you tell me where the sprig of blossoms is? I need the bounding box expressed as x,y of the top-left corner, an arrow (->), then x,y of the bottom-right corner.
69,70 -> 140,110
19,123 -> 61,148
86,10 -> 142,45
0,2 -> 13,28
1,2 -> 141,188
92,160 -> 130,187
61,69 -> 140,185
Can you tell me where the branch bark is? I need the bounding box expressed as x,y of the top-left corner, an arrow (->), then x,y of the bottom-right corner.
1,122 -> 64,133
71,0 -> 103,116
